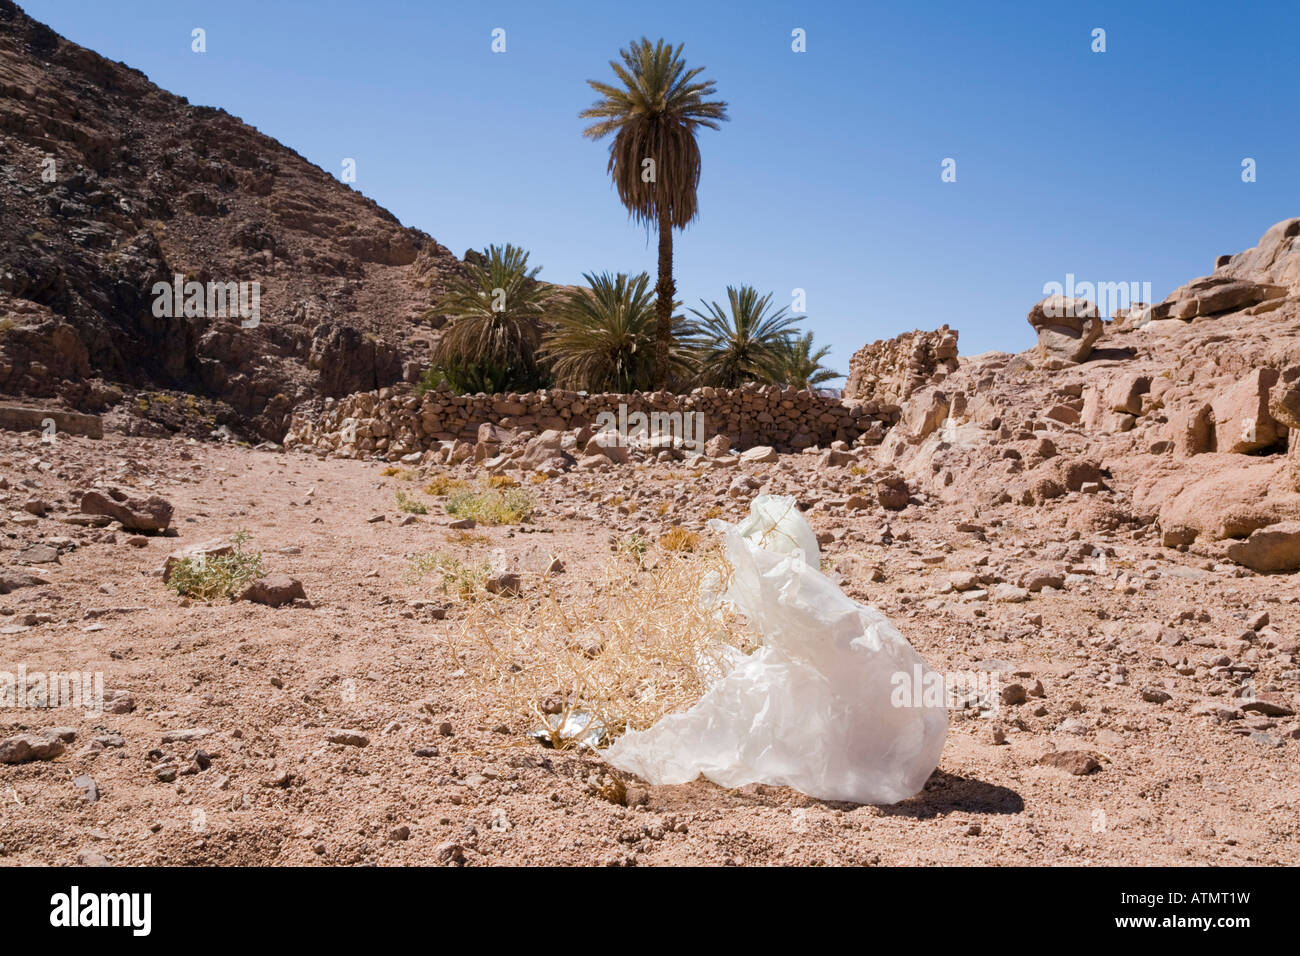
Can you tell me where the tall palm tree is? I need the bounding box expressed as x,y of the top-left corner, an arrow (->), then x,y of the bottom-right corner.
430,243 -> 551,392
684,285 -> 804,388
580,38 -> 728,390
768,331 -> 841,390
541,271 -> 694,393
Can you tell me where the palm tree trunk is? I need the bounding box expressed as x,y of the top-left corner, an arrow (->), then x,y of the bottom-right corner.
653,204 -> 674,390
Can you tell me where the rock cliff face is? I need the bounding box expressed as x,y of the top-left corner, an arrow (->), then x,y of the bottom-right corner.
0,1 -> 466,439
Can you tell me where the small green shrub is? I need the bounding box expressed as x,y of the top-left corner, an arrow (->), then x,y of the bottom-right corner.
405,552 -> 491,601
167,530 -> 263,600
395,490 -> 428,514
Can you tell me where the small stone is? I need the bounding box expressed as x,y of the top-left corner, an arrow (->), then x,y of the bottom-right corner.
17,544 -> 59,564
0,733 -> 65,763
103,689 -> 135,714
160,728 -> 211,744
485,573 -> 521,596
1241,696 -> 1295,717
993,584 -> 1029,603
240,574 -> 306,607
327,729 -> 369,747
1038,750 -> 1101,775
435,841 -> 466,865
73,775 -> 100,802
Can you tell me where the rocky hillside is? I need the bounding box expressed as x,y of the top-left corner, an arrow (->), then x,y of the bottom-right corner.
0,0 -> 467,439
880,217 -> 1300,571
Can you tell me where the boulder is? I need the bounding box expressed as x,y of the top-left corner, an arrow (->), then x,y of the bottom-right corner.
1226,521 -> 1300,573
584,431 -> 630,464
704,434 -> 732,457
739,445 -> 778,464
1168,402 -> 1214,455
876,473 -> 910,511
1267,374 -> 1300,491
80,490 -> 174,532
1215,217 -> 1300,292
1144,456 -> 1300,542
518,430 -> 574,471
1211,368 -> 1281,453
817,448 -> 856,469
0,569 -> 49,593
0,733 -> 65,763
240,574 -> 306,606
899,388 -> 950,440
1168,277 -> 1280,319
1027,296 -> 1102,363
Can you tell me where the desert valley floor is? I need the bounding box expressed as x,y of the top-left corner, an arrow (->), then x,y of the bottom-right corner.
0,427 -> 1296,867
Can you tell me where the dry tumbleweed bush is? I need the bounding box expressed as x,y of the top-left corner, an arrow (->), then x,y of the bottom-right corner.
448,545 -> 755,749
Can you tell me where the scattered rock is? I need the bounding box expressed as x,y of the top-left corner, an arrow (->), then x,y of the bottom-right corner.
80,489 -> 173,532
0,733 -> 65,763
1038,750 -> 1102,775
240,574 -> 306,607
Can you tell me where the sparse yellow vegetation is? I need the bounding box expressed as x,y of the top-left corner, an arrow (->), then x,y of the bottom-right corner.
447,529 -> 492,547
423,473 -> 470,496
381,466 -> 417,480
446,483 -> 535,525
659,526 -> 700,552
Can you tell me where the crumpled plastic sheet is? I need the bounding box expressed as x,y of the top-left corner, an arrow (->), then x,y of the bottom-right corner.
602,495 -> 948,804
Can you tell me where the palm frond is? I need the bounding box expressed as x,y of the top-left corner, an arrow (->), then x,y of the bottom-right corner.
682,285 -> 805,388
541,272 -> 694,392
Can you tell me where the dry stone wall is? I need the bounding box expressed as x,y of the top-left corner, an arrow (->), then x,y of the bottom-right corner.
285,383 -> 899,458
844,325 -> 959,405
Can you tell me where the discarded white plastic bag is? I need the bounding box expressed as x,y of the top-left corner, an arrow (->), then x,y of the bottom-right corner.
602,495 -> 948,804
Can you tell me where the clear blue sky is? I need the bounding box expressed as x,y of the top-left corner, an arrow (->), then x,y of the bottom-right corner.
23,0 -> 1299,381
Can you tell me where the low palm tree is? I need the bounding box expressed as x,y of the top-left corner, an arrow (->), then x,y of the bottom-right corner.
580,38 -> 728,389
767,332 -> 840,390
684,285 -> 803,387
430,243 -> 550,392
541,271 -> 693,392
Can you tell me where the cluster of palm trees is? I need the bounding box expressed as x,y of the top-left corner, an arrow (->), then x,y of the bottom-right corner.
424,37 -> 838,395
426,244 -> 838,394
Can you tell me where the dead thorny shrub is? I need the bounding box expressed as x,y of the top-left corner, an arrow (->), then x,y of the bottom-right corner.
448,545 -> 755,750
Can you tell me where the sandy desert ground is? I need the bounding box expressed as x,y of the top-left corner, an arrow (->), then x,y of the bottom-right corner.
0,425 -> 1296,867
